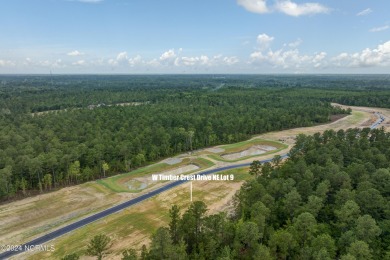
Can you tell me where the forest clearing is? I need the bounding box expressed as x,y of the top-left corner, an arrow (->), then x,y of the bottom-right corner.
2,102 -> 386,259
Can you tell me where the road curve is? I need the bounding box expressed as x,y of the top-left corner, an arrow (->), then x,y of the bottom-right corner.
0,155 -> 288,259
1,110 -> 384,259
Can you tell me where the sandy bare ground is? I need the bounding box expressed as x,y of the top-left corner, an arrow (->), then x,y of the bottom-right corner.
332,103 -> 390,132
128,164 -> 200,190
2,103 -> 387,259
161,157 -> 182,165
206,147 -> 225,153
221,145 -> 277,160
0,184 -> 127,246
25,179 -> 245,260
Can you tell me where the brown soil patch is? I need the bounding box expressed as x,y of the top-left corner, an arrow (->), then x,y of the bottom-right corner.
221,145 -> 277,160
330,114 -> 348,122
26,178 -> 245,259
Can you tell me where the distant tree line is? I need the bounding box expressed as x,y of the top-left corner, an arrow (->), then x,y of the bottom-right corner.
2,74 -> 390,200
0,75 -> 355,200
110,128 -> 390,260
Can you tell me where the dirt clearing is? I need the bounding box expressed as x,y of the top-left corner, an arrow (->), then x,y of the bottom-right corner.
26,172 -> 249,260
222,145 -> 277,160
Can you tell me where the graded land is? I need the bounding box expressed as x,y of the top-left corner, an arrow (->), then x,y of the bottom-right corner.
1,103 -> 388,259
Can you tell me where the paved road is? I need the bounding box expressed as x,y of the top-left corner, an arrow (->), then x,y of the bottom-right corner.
1,110 -> 385,259
0,155 -> 288,259
370,112 -> 385,129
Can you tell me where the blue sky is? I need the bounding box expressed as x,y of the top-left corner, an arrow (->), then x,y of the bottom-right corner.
0,0 -> 389,74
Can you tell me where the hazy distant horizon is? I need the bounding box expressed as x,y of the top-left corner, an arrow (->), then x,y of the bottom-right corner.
1,1 -> 389,74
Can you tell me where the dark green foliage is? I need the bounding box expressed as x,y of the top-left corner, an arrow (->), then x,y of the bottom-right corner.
249,160 -> 261,176
139,128 -> 390,259
61,253 -> 80,260
169,205 -> 181,245
122,249 -> 138,260
234,128 -> 389,259
1,75 -> 355,200
86,234 -> 111,260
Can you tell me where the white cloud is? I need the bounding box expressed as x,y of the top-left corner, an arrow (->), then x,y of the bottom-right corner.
257,33 -> 274,50
251,48 -> 313,69
52,59 -> 65,68
180,57 -> 201,66
237,0 -> 330,17
72,60 -> 86,66
107,52 -> 143,67
370,25 -> 389,32
356,8 -> 372,16
288,38 -> 302,48
147,59 -> 160,67
174,55 -> 209,67
312,52 -> 327,67
172,54 -> 238,68
332,41 -> 390,68
160,49 -> 176,61
275,0 -> 329,17
250,35 -> 326,70
237,0 -> 269,14
223,56 -> 239,65
0,59 -> 15,67
116,51 -> 128,62
67,50 -> 84,56
200,55 -> 209,65
251,37 -> 390,71
23,58 -> 32,65
128,55 -> 143,66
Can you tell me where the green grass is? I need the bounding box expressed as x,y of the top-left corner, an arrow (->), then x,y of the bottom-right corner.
34,208 -> 169,259
97,157 -> 215,193
218,167 -> 253,181
30,165 -> 252,259
206,138 -> 287,162
347,111 -> 365,124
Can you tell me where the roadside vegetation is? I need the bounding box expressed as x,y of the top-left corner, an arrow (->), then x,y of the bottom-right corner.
206,138 -> 287,162
100,128 -> 390,260
97,157 -> 214,193
0,75 -> 355,201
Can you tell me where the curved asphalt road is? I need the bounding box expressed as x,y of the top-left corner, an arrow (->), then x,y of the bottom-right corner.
0,156 -> 287,259
0,111 -> 385,259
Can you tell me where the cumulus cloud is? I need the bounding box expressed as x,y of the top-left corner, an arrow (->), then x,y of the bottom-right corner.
370,25 -> 389,32
67,50 -> 84,56
223,56 -> 239,65
116,51 -> 128,62
287,38 -> 303,48
237,0 -> 269,14
250,38 -> 390,70
251,49 -> 313,69
108,52 -> 143,67
0,59 -> 15,67
275,0 -> 329,17
250,34 -> 328,70
160,49 -> 177,61
257,33 -> 274,50
172,54 -> 238,68
72,60 -> 86,66
356,8 -> 372,16
237,0 -> 329,16
128,55 -> 142,66
332,41 -> 390,67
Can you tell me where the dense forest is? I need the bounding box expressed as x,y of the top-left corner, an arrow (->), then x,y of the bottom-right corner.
108,128 -> 390,260
1,75 -> 390,200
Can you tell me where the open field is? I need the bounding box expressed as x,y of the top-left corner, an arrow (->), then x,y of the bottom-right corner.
97,157 -> 214,193
27,168 -> 250,259
1,103 -> 387,259
204,138 -> 287,162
